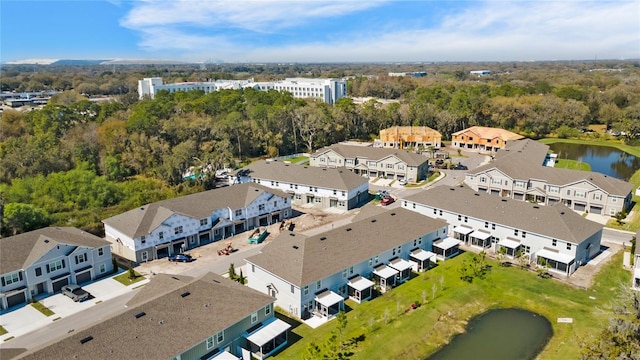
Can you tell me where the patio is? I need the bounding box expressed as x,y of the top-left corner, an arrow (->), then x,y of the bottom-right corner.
347,275 -> 374,303
433,237 -> 462,260
410,249 -> 436,271
536,248 -> 575,276
373,264 -> 398,293
245,317 -> 291,359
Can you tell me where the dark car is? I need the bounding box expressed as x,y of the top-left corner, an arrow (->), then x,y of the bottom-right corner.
381,196 -> 395,206
168,254 -> 193,262
61,284 -> 90,302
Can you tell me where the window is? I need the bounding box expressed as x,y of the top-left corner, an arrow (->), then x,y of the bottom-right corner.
99,264 -> 106,273
259,204 -> 266,211
567,189 -> 571,195
159,232 -> 164,240
333,190 -> 337,195
35,267 -> 42,276
303,285 -> 309,295
342,268 -> 348,278
433,208 -> 437,215
491,224 -> 496,230
175,226 -> 183,235
387,163 -> 393,169
349,266 -> 354,274
342,191 -> 345,196
522,231 -> 526,238
552,239 -> 557,247
439,210 -> 443,216
75,253 -> 88,264
320,158 -> 326,162
200,218 -> 208,226
265,304 -> 272,315
458,215 -> 462,221
514,229 -> 519,236
141,236 -> 146,244
251,264 -> 255,272
206,336 -> 214,349
141,251 -> 148,261
575,190 -> 586,198
593,193 -> 602,201
4,272 -> 20,285
492,178 -> 502,185
251,312 -> 258,324
48,260 -> 63,273
316,280 -> 322,289
548,186 -> 559,193
375,255 -> 379,263
235,209 -> 242,216
314,187 -> 318,193
566,243 -> 572,250
524,245 -> 531,254
368,258 -> 373,266
515,181 -> 525,188
612,197 -> 618,203
484,222 -> 489,228
216,330 -> 224,343
295,194 -> 302,200
412,203 -> 416,209
464,216 -> 468,223
480,177 -> 486,183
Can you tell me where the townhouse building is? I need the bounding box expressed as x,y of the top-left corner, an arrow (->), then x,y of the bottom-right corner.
138,77 -> 347,104
233,160 -> 369,211
634,230 -> 640,290
402,185 -> 603,276
451,126 -> 524,152
379,126 -> 442,150
245,208 -> 449,323
16,273 -> 290,360
0,227 -> 113,310
309,144 -> 430,182
103,183 -> 291,263
464,139 -> 633,216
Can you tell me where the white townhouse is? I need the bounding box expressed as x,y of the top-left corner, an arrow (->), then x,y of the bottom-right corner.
138,77 -> 347,104
17,273 -> 290,360
633,230 -> 640,290
402,185 -> 603,276
0,227 -> 113,310
309,144 -> 430,182
234,160 -> 369,211
245,208 -> 448,323
464,139 -> 633,216
103,183 -> 291,263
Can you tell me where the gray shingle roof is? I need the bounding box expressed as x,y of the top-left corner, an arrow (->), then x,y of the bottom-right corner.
0,227 -> 109,275
102,183 -> 290,239
246,208 -> 447,286
17,273 -> 273,360
311,144 -> 428,166
403,185 -> 603,244
239,160 -> 368,190
468,140 -> 633,196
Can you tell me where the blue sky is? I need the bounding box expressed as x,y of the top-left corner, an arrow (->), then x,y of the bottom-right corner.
1,1 -> 638,63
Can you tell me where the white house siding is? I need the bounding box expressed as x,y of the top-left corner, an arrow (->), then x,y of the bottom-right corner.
247,265 -> 303,317
311,151 -> 428,181
401,200 -> 596,275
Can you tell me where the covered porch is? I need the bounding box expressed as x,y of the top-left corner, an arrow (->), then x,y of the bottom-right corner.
373,264 -> 398,293
245,317 -> 291,359
347,275 -> 374,303
469,229 -> 492,249
497,237 -> 522,257
212,218 -> 234,241
433,237 -> 462,261
453,225 -> 473,243
633,268 -> 640,290
388,258 -> 413,283
313,290 -> 344,319
536,248 -> 575,276
207,350 -> 240,360
410,249 -> 436,271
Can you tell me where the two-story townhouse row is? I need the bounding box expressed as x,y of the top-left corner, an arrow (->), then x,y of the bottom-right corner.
0,227 -> 113,310
402,185 -> 603,276
379,126 -> 442,150
245,208 -> 449,324
451,126 -> 524,152
233,160 -> 369,211
309,144 -> 430,182
464,140 -> 633,216
633,230 -> 640,290
14,273 -> 290,360
103,183 -> 291,263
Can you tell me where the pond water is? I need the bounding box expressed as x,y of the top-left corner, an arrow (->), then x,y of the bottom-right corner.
427,308 -> 553,360
548,142 -> 640,181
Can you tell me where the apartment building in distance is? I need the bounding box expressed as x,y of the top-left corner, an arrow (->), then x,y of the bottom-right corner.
379,126 -> 442,150
451,126 -> 524,152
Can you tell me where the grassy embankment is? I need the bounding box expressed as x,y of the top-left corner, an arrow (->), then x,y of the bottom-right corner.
273,251 -> 627,360
540,138 -> 640,232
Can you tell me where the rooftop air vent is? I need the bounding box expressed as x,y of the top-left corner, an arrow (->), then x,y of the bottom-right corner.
560,211 -> 565,215
323,168 -> 327,171
346,228 -> 352,232
44,239 -> 49,243
390,213 -> 396,216
293,245 -> 299,249
450,188 -> 455,191
180,291 -> 190,298
289,233 -> 296,237
533,205 -> 539,209
140,207 -> 145,210
158,320 -> 164,325
474,193 -> 480,196
135,312 -> 146,319
320,237 -> 327,241
171,276 -> 180,280
371,219 -> 377,223
80,336 -> 94,344
501,199 -> 507,202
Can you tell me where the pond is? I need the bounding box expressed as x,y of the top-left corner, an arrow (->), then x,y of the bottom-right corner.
427,308 -> 553,360
548,142 -> 640,181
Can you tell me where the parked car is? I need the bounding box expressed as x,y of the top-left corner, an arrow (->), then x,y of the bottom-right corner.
377,190 -> 390,197
381,196 -> 395,206
168,254 -> 193,262
398,179 -> 408,186
61,284 -> 90,302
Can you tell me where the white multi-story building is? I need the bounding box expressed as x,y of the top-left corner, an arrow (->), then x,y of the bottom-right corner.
0,227 -> 113,310
233,160 -> 369,211
245,208 -> 449,323
464,139 -> 634,216
402,185 -> 603,276
138,77 -> 347,104
103,183 -> 291,263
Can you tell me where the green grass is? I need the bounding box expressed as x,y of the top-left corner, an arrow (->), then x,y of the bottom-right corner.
31,301 -> 55,317
0,325 -> 7,335
553,158 -> 591,171
113,270 -> 146,286
273,251 -> 628,360
287,156 -> 309,164
406,172 -> 442,188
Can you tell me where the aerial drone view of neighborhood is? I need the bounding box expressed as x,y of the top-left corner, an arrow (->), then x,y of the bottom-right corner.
1,1 -> 639,360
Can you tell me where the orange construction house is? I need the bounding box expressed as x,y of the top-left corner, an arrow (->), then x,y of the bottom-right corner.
451,126 -> 524,152
379,126 -> 442,150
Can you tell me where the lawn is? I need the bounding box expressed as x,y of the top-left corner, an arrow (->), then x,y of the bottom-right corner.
113,269 -> 146,286
405,172 -> 441,188
553,158 -> 591,171
286,156 -> 309,165
273,250 -> 628,360
0,325 -> 7,336
31,301 -> 55,317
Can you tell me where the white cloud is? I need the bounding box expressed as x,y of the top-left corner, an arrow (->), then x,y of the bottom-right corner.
121,0 -> 640,62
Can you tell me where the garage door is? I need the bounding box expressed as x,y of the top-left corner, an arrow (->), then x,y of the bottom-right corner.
574,203 -> 586,212
6,291 -> 26,308
589,206 -> 603,215
52,277 -> 69,293
76,271 -> 92,285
